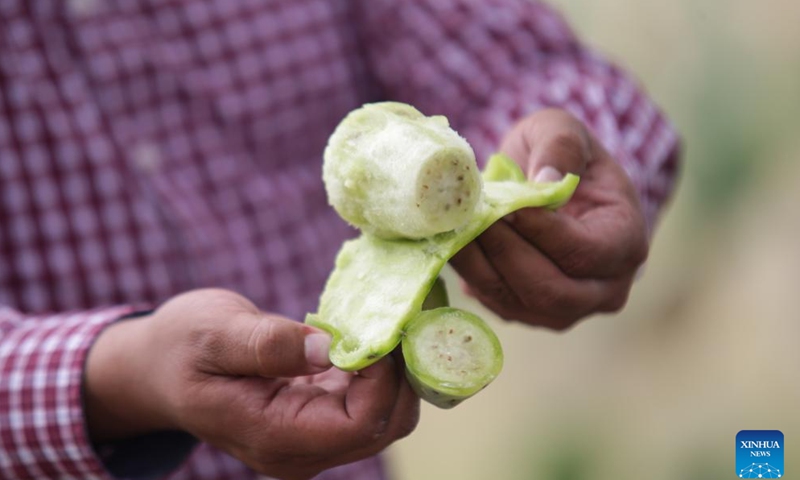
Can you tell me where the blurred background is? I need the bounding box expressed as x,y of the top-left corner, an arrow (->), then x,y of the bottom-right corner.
390,0 -> 800,479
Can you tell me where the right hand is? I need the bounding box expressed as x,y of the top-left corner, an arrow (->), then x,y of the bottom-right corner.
85,289 -> 420,480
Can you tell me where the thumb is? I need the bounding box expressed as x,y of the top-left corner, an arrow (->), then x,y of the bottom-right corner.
209,313 -> 332,378
500,109 -> 593,182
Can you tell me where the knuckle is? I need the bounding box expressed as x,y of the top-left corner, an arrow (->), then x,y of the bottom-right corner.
191,324 -> 228,359
247,321 -> 270,373
516,310 -> 576,331
179,288 -> 248,312
349,421 -> 387,448
558,245 -> 594,277
600,285 -> 632,314
549,129 -> 587,159
396,408 -> 421,441
344,416 -> 389,448
543,318 -> 576,332
546,294 -> 582,318
519,280 -> 574,316
526,108 -> 579,131
255,316 -> 278,346
629,236 -> 650,268
372,417 -> 391,440
603,295 -> 628,313
397,418 -> 418,441
472,278 -> 516,305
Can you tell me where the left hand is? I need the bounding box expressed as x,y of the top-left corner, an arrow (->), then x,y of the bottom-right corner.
451,109 -> 649,330
85,289 -> 419,480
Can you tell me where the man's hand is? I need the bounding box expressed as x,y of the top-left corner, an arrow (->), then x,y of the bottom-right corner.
85,289 -> 419,480
451,109 -> 648,330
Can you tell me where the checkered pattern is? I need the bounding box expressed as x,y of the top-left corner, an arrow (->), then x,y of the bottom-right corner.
0,0 -> 680,479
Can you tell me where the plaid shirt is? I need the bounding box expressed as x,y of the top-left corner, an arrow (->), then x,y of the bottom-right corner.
0,0 -> 680,479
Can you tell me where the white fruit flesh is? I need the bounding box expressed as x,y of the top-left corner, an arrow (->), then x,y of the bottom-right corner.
323,102 -> 481,239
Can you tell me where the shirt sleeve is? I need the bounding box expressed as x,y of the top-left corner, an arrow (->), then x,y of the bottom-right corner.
356,0 -> 681,233
0,305 -> 195,480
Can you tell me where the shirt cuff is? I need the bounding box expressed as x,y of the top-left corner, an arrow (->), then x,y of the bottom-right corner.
94,430 -> 198,480
1,306 -> 134,479
86,310 -> 199,480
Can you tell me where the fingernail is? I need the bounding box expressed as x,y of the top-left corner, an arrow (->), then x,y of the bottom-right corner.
534,166 -> 564,183
304,333 -> 332,369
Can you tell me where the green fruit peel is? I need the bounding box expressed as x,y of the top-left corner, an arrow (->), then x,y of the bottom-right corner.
481,152 -> 527,182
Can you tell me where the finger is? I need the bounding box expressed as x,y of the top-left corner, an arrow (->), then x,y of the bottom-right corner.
305,368 -> 354,395
313,357 -> 420,466
476,220 -> 614,320
499,109 -> 592,180
286,356 -> 403,456
344,356 -> 401,429
470,285 -> 579,330
202,312 -> 332,378
506,203 -> 648,278
449,242 -> 519,306
380,358 -> 421,442
450,227 -> 599,325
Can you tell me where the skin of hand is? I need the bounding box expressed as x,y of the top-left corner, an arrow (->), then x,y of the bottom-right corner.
451,109 -> 649,331
84,289 -> 420,480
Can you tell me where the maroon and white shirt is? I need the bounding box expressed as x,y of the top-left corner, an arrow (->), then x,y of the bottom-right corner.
0,0 -> 680,479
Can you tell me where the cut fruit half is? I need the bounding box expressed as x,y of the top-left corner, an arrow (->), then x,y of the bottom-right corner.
402,307 -> 504,409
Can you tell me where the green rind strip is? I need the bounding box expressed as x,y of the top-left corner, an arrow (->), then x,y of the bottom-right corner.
482,153 -> 527,183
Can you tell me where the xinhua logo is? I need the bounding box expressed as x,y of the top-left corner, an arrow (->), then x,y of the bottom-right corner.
736,430 -> 784,478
